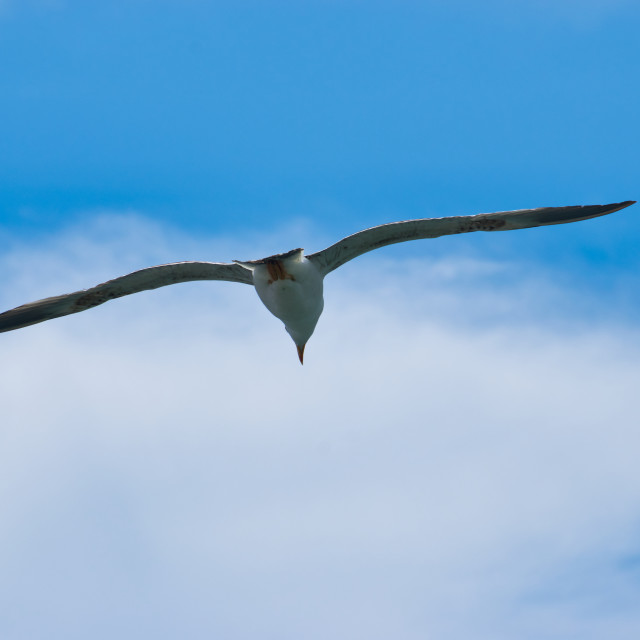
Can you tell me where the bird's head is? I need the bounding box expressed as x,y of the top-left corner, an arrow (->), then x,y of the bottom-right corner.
285,316 -> 321,365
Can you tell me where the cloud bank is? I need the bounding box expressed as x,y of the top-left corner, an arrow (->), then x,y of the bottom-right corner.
1,214 -> 640,640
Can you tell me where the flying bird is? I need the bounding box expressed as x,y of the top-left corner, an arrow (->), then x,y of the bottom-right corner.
0,201 -> 635,363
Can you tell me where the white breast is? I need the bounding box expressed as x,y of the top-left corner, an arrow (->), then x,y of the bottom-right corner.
252,253 -> 324,346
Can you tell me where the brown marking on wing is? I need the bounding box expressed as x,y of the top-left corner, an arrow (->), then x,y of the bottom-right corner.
73,289 -> 121,310
455,218 -> 507,233
265,260 -> 295,284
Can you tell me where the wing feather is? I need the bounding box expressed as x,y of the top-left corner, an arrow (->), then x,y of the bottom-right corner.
0,261 -> 253,334
307,201 -> 636,276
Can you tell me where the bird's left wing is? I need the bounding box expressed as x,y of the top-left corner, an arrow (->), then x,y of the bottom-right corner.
307,201 -> 636,276
0,261 -> 253,333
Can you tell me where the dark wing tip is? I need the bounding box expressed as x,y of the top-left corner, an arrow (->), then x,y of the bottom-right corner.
609,200 -> 636,210
0,294 -> 77,333
529,200 -> 636,226
596,200 -> 636,217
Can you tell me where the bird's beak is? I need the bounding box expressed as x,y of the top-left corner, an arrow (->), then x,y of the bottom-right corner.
296,344 -> 305,365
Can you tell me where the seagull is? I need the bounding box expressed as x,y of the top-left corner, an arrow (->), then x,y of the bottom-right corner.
0,201 -> 635,363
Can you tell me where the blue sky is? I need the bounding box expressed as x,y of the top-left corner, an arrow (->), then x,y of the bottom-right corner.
1,2 -> 640,639
1,1 -> 637,237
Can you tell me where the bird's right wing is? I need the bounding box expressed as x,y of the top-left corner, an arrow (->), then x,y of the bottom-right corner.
0,261 -> 253,334
307,201 -> 635,276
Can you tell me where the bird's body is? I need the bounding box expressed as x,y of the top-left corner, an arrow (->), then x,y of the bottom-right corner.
0,200 -> 635,363
236,249 -> 324,362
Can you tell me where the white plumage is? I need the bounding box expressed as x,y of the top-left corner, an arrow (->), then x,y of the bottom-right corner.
0,201 -> 635,363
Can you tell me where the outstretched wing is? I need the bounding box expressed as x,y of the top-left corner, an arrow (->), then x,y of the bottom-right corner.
307,201 -> 636,276
0,261 -> 253,334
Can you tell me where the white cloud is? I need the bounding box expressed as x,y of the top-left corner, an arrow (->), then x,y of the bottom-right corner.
1,214 -> 640,639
